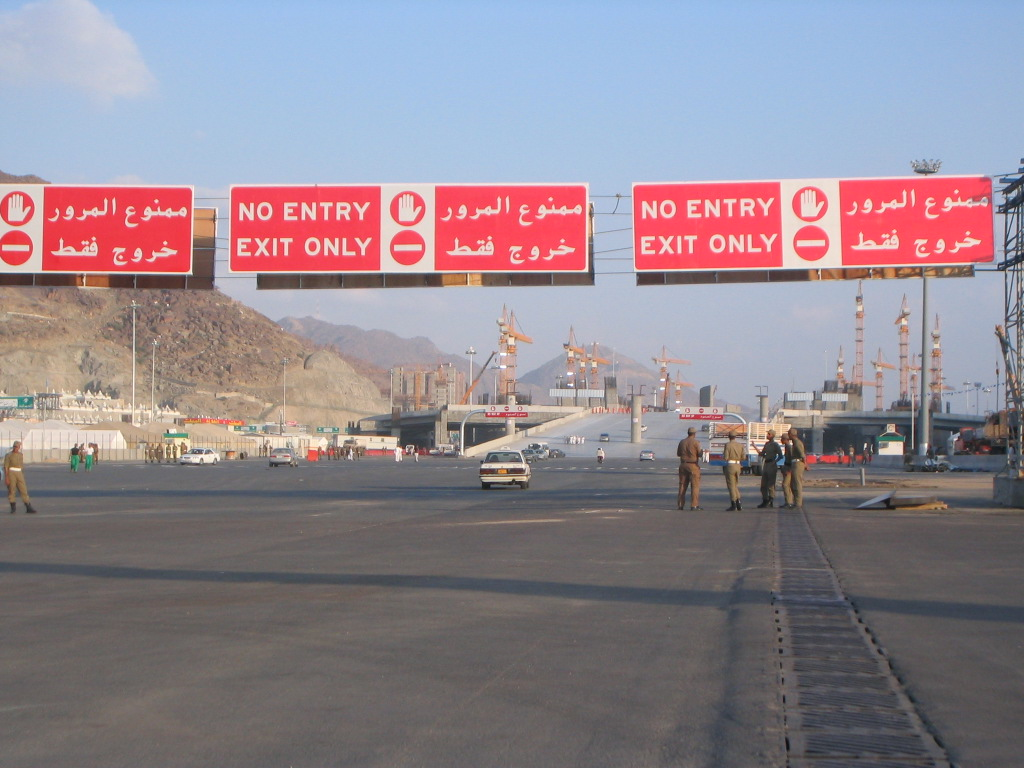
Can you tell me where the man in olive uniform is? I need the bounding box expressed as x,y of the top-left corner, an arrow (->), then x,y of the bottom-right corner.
757,429 -> 782,508
722,431 -> 745,510
676,426 -> 703,510
4,441 -> 38,514
784,428 -> 808,508
779,434 -> 793,507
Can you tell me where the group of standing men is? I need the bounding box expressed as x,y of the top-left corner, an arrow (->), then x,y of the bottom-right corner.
676,426 -> 807,511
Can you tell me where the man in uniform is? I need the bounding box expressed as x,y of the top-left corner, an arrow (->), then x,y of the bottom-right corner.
4,441 -> 38,514
722,431 -> 745,510
676,426 -> 703,510
785,428 -> 808,508
757,429 -> 782,508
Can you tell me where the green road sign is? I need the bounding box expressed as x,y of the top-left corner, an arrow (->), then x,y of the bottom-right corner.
0,396 -> 34,409
233,425 -> 260,432
316,427 -> 341,434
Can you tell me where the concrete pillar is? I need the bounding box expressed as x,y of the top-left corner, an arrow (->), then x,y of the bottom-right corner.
630,394 -> 642,443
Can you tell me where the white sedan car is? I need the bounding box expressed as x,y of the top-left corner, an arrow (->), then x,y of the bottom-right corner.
479,449 -> 531,490
179,447 -> 220,465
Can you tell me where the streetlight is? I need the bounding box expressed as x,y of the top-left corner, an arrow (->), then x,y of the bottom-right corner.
127,300 -> 140,424
911,159 -> 941,456
280,358 -> 289,434
465,346 -> 476,403
150,339 -> 159,423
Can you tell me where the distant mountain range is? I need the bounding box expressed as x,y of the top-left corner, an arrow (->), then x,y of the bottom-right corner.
279,315 -> 694,407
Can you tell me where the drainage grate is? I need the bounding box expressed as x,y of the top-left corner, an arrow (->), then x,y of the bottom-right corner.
774,508 -> 950,767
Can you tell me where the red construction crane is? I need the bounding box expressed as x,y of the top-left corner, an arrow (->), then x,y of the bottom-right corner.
497,306 -> 532,404
652,346 -> 691,411
870,348 -> 896,410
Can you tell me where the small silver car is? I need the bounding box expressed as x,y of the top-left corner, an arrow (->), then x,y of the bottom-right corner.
269,447 -> 298,467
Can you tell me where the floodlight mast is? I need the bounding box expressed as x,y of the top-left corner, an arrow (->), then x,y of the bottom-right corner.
910,159 -> 941,456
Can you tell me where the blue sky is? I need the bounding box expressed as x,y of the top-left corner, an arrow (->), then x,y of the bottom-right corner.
2,0 -> 1022,409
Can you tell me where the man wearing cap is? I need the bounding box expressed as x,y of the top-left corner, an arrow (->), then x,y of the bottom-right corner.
757,430 -> 782,508
4,441 -> 38,514
676,426 -> 703,510
722,431 -> 744,510
784,428 -> 807,508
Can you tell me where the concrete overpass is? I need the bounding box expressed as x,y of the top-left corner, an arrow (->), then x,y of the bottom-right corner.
360,403 -> 596,451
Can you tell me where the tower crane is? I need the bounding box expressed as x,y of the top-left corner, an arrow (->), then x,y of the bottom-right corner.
497,306 -> 532,404
870,348 -> 896,410
563,327 -> 586,394
853,281 -> 865,389
896,294 -> 911,403
672,369 -> 694,410
586,342 -> 611,394
653,346 -> 691,411
930,315 -> 943,412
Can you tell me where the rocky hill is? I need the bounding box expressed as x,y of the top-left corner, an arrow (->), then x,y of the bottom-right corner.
0,286 -> 387,426
0,170 -> 47,184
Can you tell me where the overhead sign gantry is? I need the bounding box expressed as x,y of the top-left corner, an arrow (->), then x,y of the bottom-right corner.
229,183 -> 593,288
633,175 -> 994,284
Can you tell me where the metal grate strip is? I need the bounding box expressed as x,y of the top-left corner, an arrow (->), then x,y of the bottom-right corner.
774,508 -> 951,766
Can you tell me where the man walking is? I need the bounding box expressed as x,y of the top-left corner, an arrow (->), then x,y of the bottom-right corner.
757,429 -> 782,508
722,431 -> 744,510
784,428 -> 807,508
5,441 -> 38,514
676,426 -> 703,510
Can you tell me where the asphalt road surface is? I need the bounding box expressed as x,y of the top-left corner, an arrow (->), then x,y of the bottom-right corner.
1,453 -> 1021,767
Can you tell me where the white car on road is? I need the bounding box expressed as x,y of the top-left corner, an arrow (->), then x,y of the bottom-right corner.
179,447 -> 220,465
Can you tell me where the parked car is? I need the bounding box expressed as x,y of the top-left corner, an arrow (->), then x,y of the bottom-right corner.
269,447 -> 298,467
179,447 -> 220,465
639,449 -> 656,461
479,449 -> 531,490
599,433 -> 611,442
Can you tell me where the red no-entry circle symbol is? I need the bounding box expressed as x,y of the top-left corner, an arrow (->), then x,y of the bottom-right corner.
793,225 -> 829,261
390,230 -> 426,266
0,230 -> 33,266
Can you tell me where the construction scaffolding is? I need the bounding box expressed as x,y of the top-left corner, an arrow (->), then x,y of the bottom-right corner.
998,160 -> 1024,476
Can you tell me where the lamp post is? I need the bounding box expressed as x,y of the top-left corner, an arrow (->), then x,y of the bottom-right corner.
280,358 -> 289,434
150,339 -> 159,423
128,300 -> 140,425
465,346 -> 476,403
911,159 -> 941,455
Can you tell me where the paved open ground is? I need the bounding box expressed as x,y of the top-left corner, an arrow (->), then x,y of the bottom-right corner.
1,444 -> 1021,767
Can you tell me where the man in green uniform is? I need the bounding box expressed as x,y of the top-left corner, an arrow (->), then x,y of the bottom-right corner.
722,431 -> 745,510
4,441 -> 38,514
676,426 -> 703,510
784,428 -> 807,508
757,430 -> 782,508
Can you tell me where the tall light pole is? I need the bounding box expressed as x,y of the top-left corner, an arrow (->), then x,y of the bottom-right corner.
150,338 -> 159,423
280,357 -> 289,434
911,159 -> 941,455
128,300 -> 140,425
465,346 -> 476,403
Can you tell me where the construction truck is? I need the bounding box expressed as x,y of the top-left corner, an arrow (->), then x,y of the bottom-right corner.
953,410 -> 1017,454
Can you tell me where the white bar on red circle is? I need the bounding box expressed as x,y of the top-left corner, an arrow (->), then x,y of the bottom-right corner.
634,175 -> 994,272
678,406 -> 725,420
